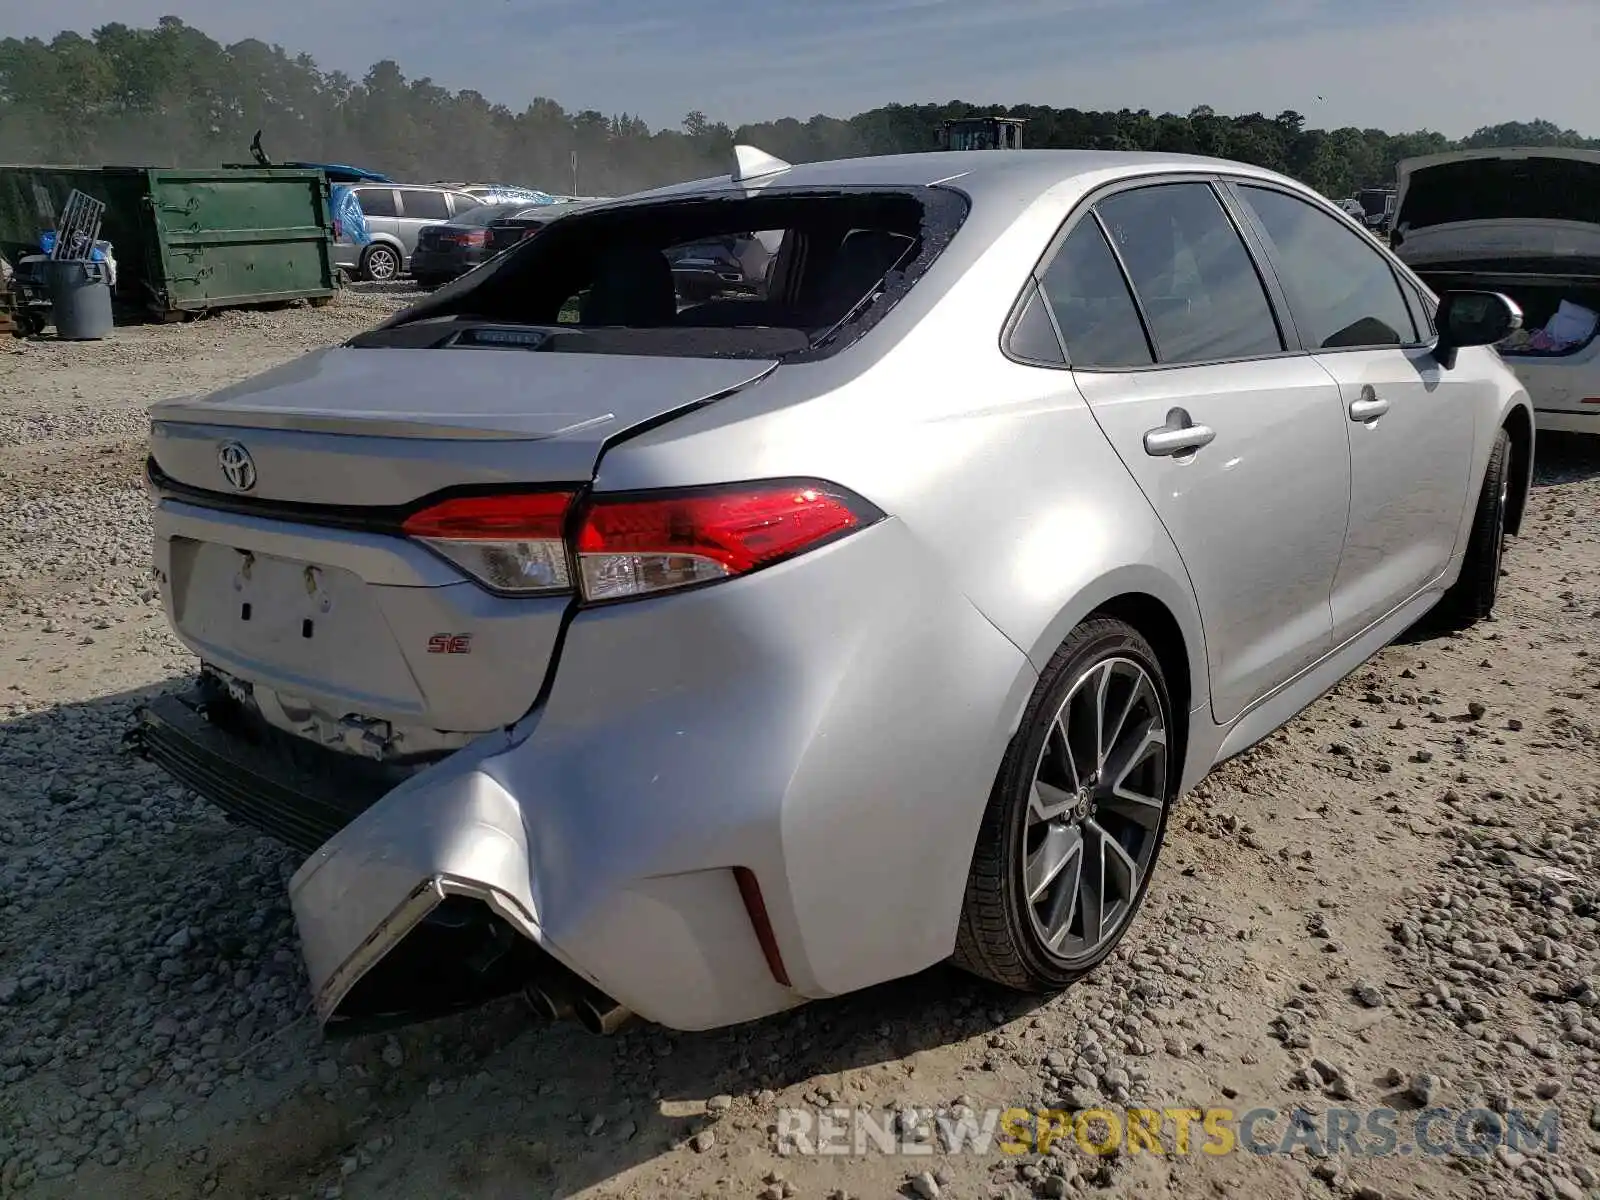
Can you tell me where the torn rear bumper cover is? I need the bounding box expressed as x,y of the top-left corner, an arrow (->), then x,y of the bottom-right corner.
134,517 -> 1037,1034
134,689 -> 405,855
287,764 -> 547,1024
133,692 -> 630,1031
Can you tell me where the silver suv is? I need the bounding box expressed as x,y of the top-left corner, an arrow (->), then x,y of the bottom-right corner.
333,185 -> 483,281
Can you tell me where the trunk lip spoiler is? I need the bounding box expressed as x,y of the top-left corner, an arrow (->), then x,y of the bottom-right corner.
146,455 -> 584,536
146,407 -> 615,442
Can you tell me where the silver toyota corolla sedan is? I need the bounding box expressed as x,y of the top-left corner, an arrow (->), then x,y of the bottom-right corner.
136,146 -> 1534,1038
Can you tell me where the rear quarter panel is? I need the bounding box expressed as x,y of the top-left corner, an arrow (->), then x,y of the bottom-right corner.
596,170 -> 1211,764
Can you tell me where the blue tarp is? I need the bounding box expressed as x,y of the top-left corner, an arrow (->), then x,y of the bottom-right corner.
476,187 -> 558,205
296,162 -> 392,183
330,184 -> 371,246
39,232 -> 111,261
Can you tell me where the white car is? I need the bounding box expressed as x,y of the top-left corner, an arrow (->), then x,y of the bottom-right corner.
1393,147 -> 1600,436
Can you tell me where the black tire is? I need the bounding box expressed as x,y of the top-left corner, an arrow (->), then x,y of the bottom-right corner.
360,244 -> 401,283
953,618 -> 1176,992
1434,428 -> 1511,630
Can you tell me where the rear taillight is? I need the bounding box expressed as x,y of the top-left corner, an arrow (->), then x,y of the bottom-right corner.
401,492 -> 574,594
401,480 -> 881,602
574,480 -> 880,602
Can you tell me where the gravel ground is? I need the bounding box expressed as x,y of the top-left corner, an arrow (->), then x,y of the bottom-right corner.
1,293 -> 1598,1200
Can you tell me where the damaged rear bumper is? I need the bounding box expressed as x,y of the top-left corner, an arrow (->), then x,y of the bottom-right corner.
133,687 -> 412,855
133,693 -> 635,1034
287,764 -> 630,1035
138,518 -> 1034,1035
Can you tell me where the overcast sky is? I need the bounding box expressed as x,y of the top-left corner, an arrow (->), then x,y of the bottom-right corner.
6,0 -> 1595,138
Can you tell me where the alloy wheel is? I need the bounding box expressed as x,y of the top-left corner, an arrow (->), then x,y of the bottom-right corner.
365,247 -> 398,282
1021,656 -> 1169,965
1491,474 -> 1509,583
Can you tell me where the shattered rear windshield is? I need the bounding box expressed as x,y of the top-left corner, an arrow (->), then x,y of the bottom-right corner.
351,187 -> 970,361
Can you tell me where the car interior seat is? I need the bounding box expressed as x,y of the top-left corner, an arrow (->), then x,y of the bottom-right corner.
579,244 -> 678,326
803,229 -> 916,329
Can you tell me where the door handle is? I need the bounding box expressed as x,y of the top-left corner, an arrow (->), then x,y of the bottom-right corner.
1349,390 -> 1390,423
1143,408 -> 1216,457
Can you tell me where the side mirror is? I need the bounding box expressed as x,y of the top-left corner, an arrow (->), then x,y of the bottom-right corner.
1434,290 -> 1522,370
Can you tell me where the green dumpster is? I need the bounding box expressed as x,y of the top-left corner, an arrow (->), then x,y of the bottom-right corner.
0,166 -> 336,319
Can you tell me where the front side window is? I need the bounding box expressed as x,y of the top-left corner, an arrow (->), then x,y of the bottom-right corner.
1236,184 -> 1418,350
1094,183 -> 1283,364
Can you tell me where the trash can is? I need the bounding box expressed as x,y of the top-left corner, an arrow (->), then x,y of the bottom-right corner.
43,259 -> 113,340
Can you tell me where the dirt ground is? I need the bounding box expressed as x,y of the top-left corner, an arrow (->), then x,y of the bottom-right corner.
0,291 -> 1597,1200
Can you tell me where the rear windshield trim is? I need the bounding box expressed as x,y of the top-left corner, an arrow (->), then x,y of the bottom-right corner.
374,185 -> 972,364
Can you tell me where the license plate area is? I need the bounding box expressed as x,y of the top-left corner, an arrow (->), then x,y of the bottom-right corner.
168,539 -> 423,709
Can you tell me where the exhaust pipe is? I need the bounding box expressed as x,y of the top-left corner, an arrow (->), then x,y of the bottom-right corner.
522,983 -> 575,1023
523,976 -> 629,1034
575,991 -> 632,1036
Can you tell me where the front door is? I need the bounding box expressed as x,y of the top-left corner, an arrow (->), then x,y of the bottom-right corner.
1228,182 -> 1479,640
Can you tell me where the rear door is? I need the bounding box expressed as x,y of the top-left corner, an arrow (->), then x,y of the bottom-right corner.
1052,180 -> 1353,723
395,188 -> 453,256
1228,181 -> 1480,643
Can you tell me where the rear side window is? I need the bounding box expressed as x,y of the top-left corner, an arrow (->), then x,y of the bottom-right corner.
401,189 -> 451,220
1236,185 -> 1418,350
354,188 -> 396,218
1095,183 -> 1283,363
1036,219 -> 1153,368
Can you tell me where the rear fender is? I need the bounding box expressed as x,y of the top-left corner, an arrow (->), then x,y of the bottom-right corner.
1010,560 -> 1214,795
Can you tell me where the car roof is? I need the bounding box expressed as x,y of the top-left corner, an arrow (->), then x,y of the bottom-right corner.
615,148 -> 1294,209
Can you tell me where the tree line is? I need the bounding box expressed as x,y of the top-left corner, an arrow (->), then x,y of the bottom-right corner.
1,17 -> 1595,200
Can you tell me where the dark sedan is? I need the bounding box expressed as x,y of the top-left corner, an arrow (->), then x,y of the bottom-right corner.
409,201 -> 586,287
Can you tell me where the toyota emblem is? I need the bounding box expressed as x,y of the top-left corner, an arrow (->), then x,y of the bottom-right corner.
217,441 -> 257,492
